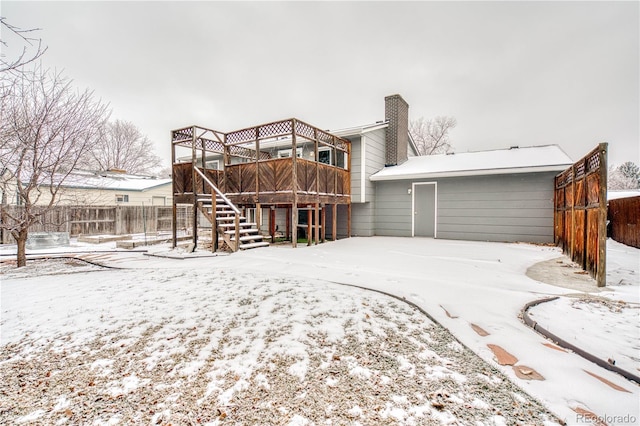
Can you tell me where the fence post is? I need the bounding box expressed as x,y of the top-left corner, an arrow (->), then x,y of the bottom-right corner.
596,142 -> 608,287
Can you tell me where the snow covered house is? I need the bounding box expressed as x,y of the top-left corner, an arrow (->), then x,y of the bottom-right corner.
333,95 -> 573,243
2,169 -> 172,207
171,94 -> 573,250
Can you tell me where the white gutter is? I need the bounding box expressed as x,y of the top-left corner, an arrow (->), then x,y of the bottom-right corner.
370,164 -> 572,181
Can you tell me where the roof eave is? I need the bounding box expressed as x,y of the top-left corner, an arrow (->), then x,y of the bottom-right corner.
370,164 -> 573,181
331,122 -> 389,138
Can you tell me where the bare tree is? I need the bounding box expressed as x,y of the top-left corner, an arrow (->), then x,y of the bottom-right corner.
409,116 -> 457,155
84,119 -> 162,175
1,17 -> 48,75
0,66 -> 110,267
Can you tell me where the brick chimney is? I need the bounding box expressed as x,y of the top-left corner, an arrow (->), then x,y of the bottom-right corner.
384,94 -> 409,166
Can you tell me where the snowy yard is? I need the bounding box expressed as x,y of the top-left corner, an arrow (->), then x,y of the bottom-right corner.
1,237 -> 638,425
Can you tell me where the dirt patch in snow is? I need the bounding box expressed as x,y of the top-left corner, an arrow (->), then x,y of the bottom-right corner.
526,257 -> 604,292
0,264 -> 561,425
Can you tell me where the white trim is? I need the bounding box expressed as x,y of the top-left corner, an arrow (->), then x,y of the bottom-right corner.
277,148 -> 302,158
411,182 -> 437,238
360,135 -> 366,203
331,121 -> 389,138
372,164 -> 571,181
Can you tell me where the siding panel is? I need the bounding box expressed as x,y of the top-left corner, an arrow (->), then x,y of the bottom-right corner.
374,172 -> 557,242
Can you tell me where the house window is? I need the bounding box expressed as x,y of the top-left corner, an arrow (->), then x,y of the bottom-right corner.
116,194 -> 129,203
205,160 -> 220,170
278,148 -> 303,158
318,147 -> 332,165
336,151 -> 348,169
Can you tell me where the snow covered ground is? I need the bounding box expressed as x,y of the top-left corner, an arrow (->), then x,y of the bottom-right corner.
1,237 -> 638,425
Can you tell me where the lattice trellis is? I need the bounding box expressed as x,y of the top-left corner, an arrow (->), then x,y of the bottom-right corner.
575,160 -> 586,180
172,118 -> 348,160
294,120 -> 315,140
172,127 -> 193,142
226,127 -> 259,145
258,120 -> 293,139
586,150 -> 601,173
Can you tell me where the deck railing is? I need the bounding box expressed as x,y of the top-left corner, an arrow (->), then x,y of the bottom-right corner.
173,158 -> 350,199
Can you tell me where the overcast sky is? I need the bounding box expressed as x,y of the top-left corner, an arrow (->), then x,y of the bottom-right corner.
3,1 -> 638,169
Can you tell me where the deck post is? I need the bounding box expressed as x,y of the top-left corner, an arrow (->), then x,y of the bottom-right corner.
347,203 -> 352,238
171,130 -> 177,248
286,206 -> 291,241
269,205 -> 276,242
191,126 -> 198,248
321,204 -> 325,243
234,213 -> 240,252
256,203 -> 262,235
255,127 -> 260,202
314,202 -> 320,245
307,205 -> 312,246
212,192 -> 217,252
332,203 -> 337,241
291,119 -> 298,248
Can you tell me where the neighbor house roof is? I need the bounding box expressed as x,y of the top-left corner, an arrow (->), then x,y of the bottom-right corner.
38,170 -> 172,191
608,189 -> 640,201
370,145 -> 573,181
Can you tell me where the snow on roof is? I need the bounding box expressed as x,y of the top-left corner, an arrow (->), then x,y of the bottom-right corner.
370,145 -> 573,181
41,170 -> 171,191
608,190 -> 640,201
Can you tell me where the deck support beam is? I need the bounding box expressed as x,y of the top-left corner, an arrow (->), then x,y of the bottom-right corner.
321,204 -> 326,243
191,126 -> 198,248
314,202 -> 320,245
332,204 -> 337,241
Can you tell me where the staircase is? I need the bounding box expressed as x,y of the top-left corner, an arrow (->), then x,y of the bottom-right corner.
193,168 -> 269,252
197,196 -> 269,251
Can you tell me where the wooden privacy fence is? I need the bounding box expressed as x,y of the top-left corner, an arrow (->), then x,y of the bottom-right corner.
554,143 -> 608,287
0,205 -> 192,244
608,196 -> 640,248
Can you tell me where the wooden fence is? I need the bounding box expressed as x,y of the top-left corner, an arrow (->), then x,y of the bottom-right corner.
0,205 -> 192,244
554,143 -> 608,287
608,196 -> 640,248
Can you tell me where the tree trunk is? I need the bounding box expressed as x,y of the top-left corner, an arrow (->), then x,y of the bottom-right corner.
14,229 -> 28,268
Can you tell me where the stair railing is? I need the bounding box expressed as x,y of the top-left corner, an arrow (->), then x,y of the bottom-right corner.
194,167 -> 241,251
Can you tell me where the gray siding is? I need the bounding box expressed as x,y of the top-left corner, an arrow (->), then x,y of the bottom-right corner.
344,128 -> 387,237
363,129 -> 386,203
373,181 -> 413,237
349,137 -> 362,203
374,172 -> 558,243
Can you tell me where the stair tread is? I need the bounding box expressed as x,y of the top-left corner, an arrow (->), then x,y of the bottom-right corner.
216,215 -> 246,221
219,222 -> 257,228
239,241 -> 270,250
230,235 -> 265,242
224,228 -> 259,235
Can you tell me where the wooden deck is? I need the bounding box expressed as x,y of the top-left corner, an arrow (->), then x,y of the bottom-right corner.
171,118 -> 352,250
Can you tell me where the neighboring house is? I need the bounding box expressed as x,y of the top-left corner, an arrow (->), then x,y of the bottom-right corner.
171,94 -> 574,248
2,169 -> 172,207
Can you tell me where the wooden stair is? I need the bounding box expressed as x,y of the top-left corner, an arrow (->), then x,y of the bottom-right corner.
197,196 -> 269,251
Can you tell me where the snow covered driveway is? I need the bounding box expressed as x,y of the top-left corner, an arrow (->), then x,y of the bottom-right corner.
1,264 -> 558,425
